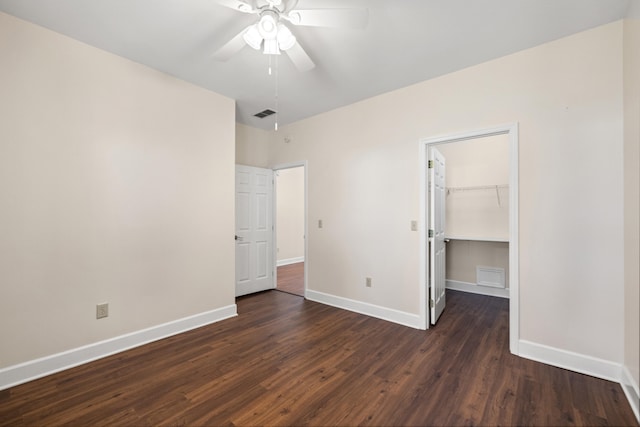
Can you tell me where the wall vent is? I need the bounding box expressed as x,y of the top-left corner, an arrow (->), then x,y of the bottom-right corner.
254,109 -> 276,118
476,266 -> 506,288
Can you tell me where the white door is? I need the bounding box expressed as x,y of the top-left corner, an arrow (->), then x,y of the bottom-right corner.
235,165 -> 274,297
429,148 -> 446,324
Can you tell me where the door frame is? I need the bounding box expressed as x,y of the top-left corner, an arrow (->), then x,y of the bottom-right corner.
272,161 -> 308,297
419,123 -> 519,355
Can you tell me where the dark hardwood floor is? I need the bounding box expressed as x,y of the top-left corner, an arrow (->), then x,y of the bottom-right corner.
276,262 -> 304,296
1,290 -> 637,426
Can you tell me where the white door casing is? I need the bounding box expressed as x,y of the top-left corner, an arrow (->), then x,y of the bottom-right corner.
273,161 -> 308,297
419,123 -> 518,352
429,147 -> 446,324
235,165 -> 274,297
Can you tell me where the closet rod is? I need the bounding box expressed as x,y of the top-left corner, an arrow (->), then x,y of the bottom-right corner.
446,184 -> 508,207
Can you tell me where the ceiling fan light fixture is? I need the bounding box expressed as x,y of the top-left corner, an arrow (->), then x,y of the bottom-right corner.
243,24 -> 263,50
263,38 -> 281,55
276,23 -> 296,51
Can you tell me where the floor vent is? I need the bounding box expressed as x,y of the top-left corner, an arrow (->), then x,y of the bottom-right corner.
254,109 -> 276,118
476,266 -> 505,288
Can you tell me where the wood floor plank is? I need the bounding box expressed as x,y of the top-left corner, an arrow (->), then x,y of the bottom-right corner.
0,290 -> 637,427
277,262 -> 304,296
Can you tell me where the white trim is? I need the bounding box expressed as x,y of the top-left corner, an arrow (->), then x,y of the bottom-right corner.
518,340 -> 621,382
519,339 -> 640,420
621,365 -> 640,422
272,161 -> 308,298
0,305 -> 237,391
508,123 -> 519,355
306,289 -> 422,329
418,141 -> 428,329
276,256 -> 304,267
446,280 -> 509,299
419,123 -> 519,351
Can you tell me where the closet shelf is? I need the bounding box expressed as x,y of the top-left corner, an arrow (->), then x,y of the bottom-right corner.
445,236 -> 510,243
446,184 -> 508,192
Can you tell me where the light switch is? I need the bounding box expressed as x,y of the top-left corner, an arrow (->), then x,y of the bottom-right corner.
318,219 -> 323,228
411,220 -> 418,231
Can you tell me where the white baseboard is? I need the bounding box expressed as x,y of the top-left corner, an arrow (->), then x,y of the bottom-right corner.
519,340 -> 640,423
621,365 -> 640,422
518,340 -> 621,382
306,289 -> 422,329
0,304 -> 237,391
446,279 -> 509,299
277,257 -> 304,267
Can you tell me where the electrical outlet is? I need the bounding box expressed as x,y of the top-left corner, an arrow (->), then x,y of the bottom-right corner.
318,219 -> 323,228
96,303 -> 109,319
366,277 -> 372,287
411,220 -> 418,231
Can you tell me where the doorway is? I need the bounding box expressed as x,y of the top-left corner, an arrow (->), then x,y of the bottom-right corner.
274,163 -> 307,297
420,124 -> 519,354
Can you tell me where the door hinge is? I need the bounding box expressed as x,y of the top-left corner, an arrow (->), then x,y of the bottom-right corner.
430,299 -> 434,308
428,160 -> 434,169
428,229 -> 434,238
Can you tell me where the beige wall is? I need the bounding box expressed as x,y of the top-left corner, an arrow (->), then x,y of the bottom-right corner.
623,12 -> 640,391
0,13 -> 236,368
276,167 -> 305,263
236,123 -> 271,168
266,22 -> 625,363
446,241 -> 509,288
437,134 -> 509,240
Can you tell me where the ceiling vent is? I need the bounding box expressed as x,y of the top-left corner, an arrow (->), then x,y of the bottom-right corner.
254,109 -> 276,118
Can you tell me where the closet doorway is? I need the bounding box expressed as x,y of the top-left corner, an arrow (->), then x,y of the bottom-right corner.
420,124 -> 519,354
274,163 -> 307,297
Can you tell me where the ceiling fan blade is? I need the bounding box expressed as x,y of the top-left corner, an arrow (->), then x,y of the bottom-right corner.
216,0 -> 256,13
283,0 -> 299,13
288,8 -> 368,28
212,29 -> 248,61
285,41 -> 315,72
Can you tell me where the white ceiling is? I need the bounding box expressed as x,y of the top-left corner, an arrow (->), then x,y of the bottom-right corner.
0,0 -> 633,129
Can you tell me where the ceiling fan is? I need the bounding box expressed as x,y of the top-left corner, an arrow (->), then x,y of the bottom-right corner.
213,0 -> 368,72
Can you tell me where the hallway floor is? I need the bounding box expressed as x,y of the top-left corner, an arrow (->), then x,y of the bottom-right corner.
276,262 -> 304,296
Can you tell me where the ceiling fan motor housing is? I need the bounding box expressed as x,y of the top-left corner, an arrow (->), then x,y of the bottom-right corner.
258,10 -> 279,40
